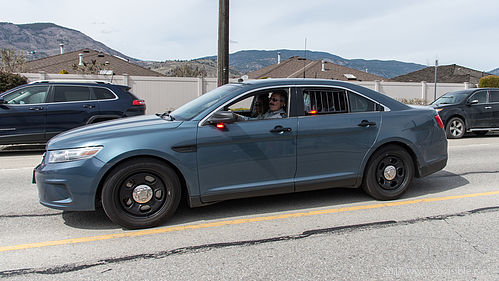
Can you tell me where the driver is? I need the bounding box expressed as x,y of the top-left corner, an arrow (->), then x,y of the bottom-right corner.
234,91 -> 287,120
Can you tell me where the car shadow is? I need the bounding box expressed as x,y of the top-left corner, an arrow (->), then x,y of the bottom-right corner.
463,131 -> 499,138
0,144 -> 45,153
62,169 -> 469,230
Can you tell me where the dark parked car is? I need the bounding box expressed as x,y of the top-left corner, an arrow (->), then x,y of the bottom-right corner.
0,80 -> 145,145
431,88 -> 499,138
34,79 -> 447,229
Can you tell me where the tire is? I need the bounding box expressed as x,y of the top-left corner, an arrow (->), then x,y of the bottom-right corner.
445,117 -> 465,139
362,145 -> 414,200
101,158 -> 181,229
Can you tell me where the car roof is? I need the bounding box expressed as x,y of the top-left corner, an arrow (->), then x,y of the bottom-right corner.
29,80 -> 114,85
235,78 -> 409,111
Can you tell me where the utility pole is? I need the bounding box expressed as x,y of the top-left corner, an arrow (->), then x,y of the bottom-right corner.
434,59 -> 438,101
217,0 -> 229,86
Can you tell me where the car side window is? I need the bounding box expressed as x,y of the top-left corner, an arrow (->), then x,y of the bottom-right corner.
93,87 -> 116,100
469,91 -> 488,104
225,89 -> 289,121
303,88 -> 347,115
2,86 -> 49,105
53,86 -> 91,102
348,91 -> 378,112
489,91 -> 499,103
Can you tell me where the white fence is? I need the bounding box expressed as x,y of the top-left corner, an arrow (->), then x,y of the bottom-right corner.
22,72 -> 473,114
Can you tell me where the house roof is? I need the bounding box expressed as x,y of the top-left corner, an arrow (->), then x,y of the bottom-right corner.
392,64 -> 490,84
246,56 -> 388,81
24,49 -> 164,77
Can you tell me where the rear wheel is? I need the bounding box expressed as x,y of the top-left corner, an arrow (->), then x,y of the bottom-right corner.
446,117 -> 465,139
101,158 -> 181,229
362,145 -> 414,200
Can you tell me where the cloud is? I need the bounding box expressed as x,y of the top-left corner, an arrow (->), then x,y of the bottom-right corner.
1,0 -> 498,70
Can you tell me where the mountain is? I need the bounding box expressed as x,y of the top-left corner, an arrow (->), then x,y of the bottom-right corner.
3,22 -> 491,79
199,49 -> 427,78
490,68 -> 499,75
0,22 -> 132,61
138,59 -> 242,78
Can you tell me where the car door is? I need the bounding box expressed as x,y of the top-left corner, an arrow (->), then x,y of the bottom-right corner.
196,88 -> 297,203
466,90 -> 492,128
45,85 -> 98,139
295,87 -> 382,192
0,85 -> 49,144
488,90 -> 499,127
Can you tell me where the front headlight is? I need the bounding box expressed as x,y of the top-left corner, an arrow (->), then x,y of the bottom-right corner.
47,146 -> 103,163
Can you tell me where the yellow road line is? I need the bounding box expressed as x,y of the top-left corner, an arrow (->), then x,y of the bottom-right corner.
1,190 -> 498,253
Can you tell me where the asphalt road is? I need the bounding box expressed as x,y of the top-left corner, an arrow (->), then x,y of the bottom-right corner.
0,135 -> 498,280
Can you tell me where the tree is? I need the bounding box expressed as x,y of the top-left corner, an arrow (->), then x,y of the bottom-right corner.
478,75 -> 499,88
0,48 -> 27,73
0,71 -> 28,92
168,64 -> 207,77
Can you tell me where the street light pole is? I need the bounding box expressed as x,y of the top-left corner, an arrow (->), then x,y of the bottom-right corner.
217,0 -> 229,86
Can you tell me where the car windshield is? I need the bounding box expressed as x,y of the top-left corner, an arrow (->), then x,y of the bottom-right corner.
170,84 -> 242,121
431,92 -> 468,105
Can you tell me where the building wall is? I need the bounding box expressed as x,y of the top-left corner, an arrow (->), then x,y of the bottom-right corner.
22,72 -> 473,114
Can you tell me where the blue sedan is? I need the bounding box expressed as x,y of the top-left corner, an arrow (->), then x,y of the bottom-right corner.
34,79 -> 448,229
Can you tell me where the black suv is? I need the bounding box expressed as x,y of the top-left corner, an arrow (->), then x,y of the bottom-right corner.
0,80 -> 145,145
431,88 -> 499,138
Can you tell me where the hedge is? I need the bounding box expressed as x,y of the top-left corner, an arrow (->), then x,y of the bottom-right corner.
0,71 -> 28,93
478,75 -> 499,88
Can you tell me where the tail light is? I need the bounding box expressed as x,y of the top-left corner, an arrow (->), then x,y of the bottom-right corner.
132,99 -> 145,106
434,114 -> 444,129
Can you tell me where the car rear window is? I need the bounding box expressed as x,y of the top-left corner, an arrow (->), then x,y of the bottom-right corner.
93,87 -> 116,100
303,89 -> 348,115
490,91 -> 499,103
53,86 -> 91,102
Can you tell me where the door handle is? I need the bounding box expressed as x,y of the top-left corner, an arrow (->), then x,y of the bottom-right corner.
83,104 -> 96,109
484,106 -> 492,109
358,120 -> 377,127
270,125 -> 292,133
29,106 -> 44,111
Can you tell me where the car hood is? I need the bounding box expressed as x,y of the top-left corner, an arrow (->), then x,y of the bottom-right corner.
48,115 -> 182,150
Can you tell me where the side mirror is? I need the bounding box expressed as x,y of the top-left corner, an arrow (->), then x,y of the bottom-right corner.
467,99 -> 479,105
206,111 -> 237,125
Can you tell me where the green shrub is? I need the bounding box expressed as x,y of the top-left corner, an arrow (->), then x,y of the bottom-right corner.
478,75 -> 499,88
0,71 -> 28,93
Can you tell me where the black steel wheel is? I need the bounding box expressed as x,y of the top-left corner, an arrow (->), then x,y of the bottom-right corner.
445,117 -> 465,139
101,158 -> 181,229
362,145 -> 414,200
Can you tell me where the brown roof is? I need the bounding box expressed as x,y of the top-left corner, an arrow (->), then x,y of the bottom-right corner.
24,49 -> 164,77
392,64 -> 490,84
246,56 -> 388,81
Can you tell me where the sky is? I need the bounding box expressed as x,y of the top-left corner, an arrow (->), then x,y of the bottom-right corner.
3,0 -> 499,71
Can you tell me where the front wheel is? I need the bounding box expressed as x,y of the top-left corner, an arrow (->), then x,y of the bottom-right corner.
362,145 -> 414,200
446,117 -> 465,139
101,158 -> 181,229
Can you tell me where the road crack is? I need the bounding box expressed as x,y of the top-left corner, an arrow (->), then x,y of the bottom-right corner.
1,206 -> 498,277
